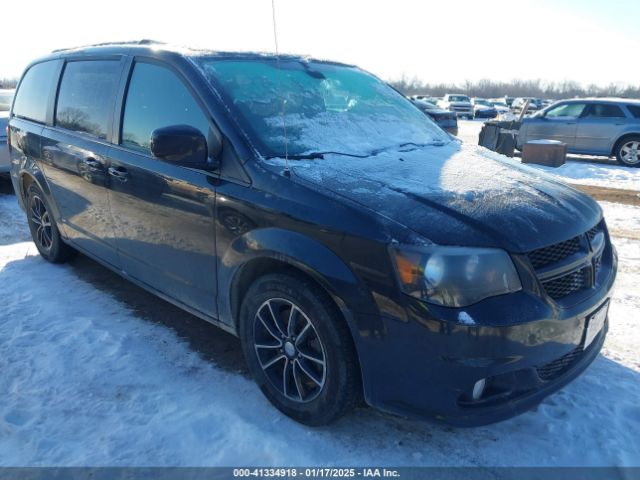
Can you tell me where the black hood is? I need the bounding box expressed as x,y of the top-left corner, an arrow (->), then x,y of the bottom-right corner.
283,143 -> 601,253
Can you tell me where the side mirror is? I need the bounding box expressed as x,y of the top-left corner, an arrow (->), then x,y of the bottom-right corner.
150,125 -> 208,167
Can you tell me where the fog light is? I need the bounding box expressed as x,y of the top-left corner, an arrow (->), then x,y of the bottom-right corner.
472,378 -> 486,400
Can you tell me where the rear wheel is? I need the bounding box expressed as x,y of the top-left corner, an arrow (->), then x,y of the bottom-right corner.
615,136 -> 640,167
239,272 -> 361,425
26,184 -> 76,263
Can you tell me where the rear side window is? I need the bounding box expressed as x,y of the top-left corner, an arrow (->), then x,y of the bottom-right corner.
627,105 -> 640,118
12,61 -> 60,123
582,103 -> 625,118
55,60 -> 121,139
121,62 -> 210,153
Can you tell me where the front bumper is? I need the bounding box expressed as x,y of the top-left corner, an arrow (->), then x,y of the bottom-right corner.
451,109 -> 473,117
355,247 -> 617,427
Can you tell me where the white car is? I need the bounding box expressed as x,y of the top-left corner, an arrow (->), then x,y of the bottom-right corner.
437,94 -> 473,118
489,101 -> 510,114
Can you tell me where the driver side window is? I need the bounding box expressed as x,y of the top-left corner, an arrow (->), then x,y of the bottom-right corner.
121,62 -> 210,154
545,103 -> 586,119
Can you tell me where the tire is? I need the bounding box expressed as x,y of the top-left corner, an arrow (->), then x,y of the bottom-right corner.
239,272 -> 361,425
25,183 -> 76,263
615,136 -> 640,167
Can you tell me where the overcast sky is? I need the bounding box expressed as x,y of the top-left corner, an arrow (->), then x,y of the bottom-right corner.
2,0 -> 638,86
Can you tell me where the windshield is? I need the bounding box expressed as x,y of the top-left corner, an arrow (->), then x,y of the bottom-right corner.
448,95 -> 470,102
474,99 -> 490,106
0,90 -> 14,111
195,58 -> 450,158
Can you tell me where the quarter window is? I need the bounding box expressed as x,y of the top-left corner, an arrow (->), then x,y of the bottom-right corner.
582,104 -> 625,118
55,61 -> 121,139
121,63 -> 210,153
627,105 -> 640,118
12,61 -> 60,123
545,103 -> 586,118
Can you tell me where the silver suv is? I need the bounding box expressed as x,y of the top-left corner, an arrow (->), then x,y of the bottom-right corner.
438,94 -> 473,118
517,98 -> 640,167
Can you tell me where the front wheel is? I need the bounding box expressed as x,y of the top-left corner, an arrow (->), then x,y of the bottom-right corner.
239,272 -> 361,425
615,136 -> 640,167
25,183 -> 76,263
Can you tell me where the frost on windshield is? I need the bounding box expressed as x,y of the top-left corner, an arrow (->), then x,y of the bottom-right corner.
196,58 -> 450,157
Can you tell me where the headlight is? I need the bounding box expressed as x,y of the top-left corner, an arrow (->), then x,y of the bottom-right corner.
391,245 -> 522,307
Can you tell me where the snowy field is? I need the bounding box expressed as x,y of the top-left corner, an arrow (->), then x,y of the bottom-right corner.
1,181 -> 639,467
458,119 -> 640,191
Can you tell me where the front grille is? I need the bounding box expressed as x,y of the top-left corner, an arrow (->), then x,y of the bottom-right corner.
541,268 -> 586,299
528,236 -> 580,269
536,343 -> 585,381
526,222 -> 606,302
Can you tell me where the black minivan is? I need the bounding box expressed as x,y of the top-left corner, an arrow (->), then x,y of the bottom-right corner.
8,41 -> 616,426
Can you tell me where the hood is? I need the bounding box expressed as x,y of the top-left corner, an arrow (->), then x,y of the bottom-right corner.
276,143 -> 601,253
448,101 -> 472,107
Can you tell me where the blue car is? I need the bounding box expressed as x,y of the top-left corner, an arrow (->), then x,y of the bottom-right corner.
517,98 -> 640,167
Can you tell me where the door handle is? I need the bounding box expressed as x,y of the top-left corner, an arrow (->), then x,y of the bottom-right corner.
108,166 -> 129,181
83,158 -> 102,171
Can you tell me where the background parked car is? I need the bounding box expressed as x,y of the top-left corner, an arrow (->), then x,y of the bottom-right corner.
0,89 -> 15,111
488,100 -> 510,114
512,97 -> 542,114
411,95 -> 439,104
0,90 -> 13,175
438,93 -> 473,118
411,99 -> 458,135
0,112 -> 9,176
471,98 -> 498,119
518,98 -> 640,166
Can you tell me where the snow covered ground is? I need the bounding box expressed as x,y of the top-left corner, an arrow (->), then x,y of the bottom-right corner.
1,187 -> 639,467
458,119 -> 640,191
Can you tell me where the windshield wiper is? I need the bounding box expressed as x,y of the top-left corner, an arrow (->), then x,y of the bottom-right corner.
370,141 -> 447,156
266,151 -> 370,161
265,142 -> 447,161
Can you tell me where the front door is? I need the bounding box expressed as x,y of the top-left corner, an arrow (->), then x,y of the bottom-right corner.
526,102 -> 587,149
107,60 -> 218,317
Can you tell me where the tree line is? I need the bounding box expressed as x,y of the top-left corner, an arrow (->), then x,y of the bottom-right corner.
390,76 -> 640,100
0,78 -> 18,89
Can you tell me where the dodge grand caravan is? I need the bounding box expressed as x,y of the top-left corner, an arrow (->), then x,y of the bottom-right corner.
8,42 -> 617,426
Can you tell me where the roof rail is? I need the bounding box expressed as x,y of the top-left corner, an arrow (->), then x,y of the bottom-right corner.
52,39 -> 165,53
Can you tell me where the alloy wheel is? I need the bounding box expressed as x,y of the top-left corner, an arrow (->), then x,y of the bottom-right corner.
620,141 -> 640,165
30,195 -> 53,251
253,298 -> 327,403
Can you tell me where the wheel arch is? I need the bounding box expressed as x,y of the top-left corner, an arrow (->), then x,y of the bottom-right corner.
611,132 -> 640,157
229,256 -> 353,335
19,168 -> 61,215
224,231 -> 371,396
218,227 -> 378,339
